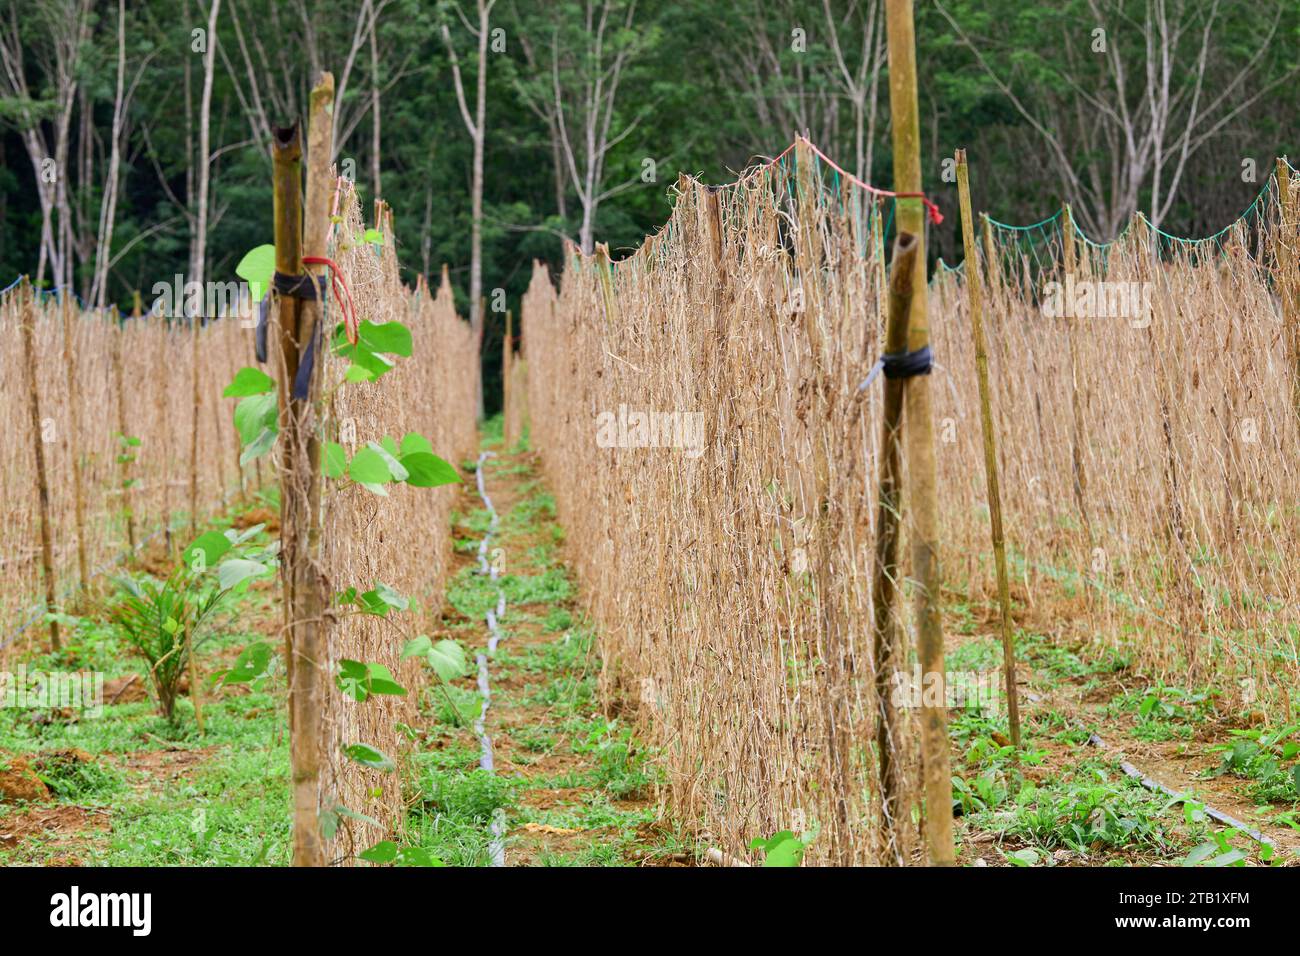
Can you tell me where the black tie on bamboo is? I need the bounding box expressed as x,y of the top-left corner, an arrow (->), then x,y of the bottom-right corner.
882,344 -> 933,378
273,271 -> 327,299
857,344 -> 934,391
258,272 -> 329,399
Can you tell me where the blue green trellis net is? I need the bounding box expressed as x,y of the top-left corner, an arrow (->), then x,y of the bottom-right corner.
953,166 -> 1287,280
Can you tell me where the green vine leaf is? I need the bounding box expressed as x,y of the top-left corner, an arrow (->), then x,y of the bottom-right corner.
401,452 -> 461,488
324,442 -> 347,479
347,446 -> 391,484
337,660 -> 407,702
344,743 -> 396,773
224,366 -> 276,397
235,244 -> 276,302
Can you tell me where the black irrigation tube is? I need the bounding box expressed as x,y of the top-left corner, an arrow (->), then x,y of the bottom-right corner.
1083,732 -> 1279,852
471,450 -> 507,866
1021,690 -> 1281,853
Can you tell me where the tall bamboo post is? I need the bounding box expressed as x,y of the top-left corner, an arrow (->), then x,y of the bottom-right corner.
1062,204 -> 1093,547
1133,212 -> 1197,665
275,73 -> 334,868
871,232 -> 919,864
1277,158 -> 1299,423
981,215 -> 998,299
955,149 -> 1021,748
594,242 -> 620,326
115,292 -> 139,550
502,308 -> 513,442
883,0 -> 954,866
189,307 -> 201,536
154,308 -> 174,560
59,292 -> 89,594
19,279 -> 60,652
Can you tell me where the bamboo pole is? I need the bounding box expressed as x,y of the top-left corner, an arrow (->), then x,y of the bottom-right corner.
595,242 -> 620,326
502,308 -> 513,443
60,292 -> 89,594
883,0 -> 954,866
275,72 -> 334,868
189,308 -> 201,537
1277,158 -> 1299,423
19,279 -> 60,652
187,624 -> 205,734
115,292 -> 139,550
955,149 -> 1021,748
980,215 -> 998,300
155,308 -> 174,560
230,324 -> 247,503
1062,204 -> 1093,546
871,231 -> 919,864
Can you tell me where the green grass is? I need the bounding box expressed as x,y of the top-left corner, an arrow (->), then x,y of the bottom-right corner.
0,681 -> 289,865
445,564 -> 572,622
0,506 -> 292,866
400,439 -> 658,866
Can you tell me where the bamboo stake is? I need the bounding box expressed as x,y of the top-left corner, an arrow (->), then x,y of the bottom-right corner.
187,625 -> 205,734
275,73 -> 333,868
189,307 -> 201,537
1062,204 -> 1093,546
115,292 -> 139,550
60,292 -> 89,594
502,308 -> 513,443
870,231 -> 919,864
19,279 -> 60,652
883,0 -> 954,866
155,309 -> 174,560
230,325 -> 247,503
980,215 -> 998,300
955,149 -> 1021,748
1277,158 -> 1299,423
595,242 -> 620,325
250,327 -> 264,495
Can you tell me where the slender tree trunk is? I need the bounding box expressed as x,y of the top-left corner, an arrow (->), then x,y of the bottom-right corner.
92,0 -> 128,309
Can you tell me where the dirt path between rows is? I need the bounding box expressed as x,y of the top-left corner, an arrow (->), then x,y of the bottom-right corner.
422,442 -> 678,866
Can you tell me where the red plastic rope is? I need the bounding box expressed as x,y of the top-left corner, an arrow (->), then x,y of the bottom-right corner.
797,136 -> 944,225
726,136 -> 943,225
303,255 -> 358,345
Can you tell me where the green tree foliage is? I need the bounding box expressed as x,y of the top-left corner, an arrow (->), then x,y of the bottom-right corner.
1,0 -> 1295,408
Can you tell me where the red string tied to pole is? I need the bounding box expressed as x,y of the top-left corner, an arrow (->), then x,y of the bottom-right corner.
302,255 -> 358,345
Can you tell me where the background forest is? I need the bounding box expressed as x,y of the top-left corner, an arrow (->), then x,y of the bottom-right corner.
1,0 -> 1296,410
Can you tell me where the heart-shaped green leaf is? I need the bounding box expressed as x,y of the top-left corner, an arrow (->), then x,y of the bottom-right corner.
224,367 -> 276,397
400,452 -> 461,488
344,743 -> 396,773
348,446 -> 392,484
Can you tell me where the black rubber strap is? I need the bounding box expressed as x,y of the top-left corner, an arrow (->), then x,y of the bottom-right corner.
881,345 -> 933,379
273,271 -> 327,300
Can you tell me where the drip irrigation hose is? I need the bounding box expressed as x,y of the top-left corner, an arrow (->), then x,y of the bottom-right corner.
1020,691 -> 1282,855
1084,732 -> 1279,852
471,450 -> 508,866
